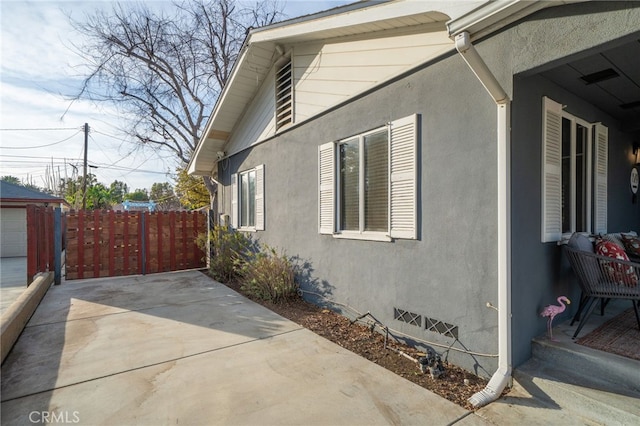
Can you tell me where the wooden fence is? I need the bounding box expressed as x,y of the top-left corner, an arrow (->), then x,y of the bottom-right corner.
65,210 -> 207,280
26,205 -> 57,284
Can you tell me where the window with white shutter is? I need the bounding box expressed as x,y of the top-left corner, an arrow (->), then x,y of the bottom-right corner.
231,165 -> 265,231
593,123 -> 608,234
318,114 -> 418,241
318,142 -> 335,234
389,115 -> 417,239
541,97 -> 562,242
255,164 -> 265,231
231,173 -> 238,229
541,96 -> 607,242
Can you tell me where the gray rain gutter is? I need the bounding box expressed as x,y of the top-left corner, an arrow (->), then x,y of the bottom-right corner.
453,30 -> 512,408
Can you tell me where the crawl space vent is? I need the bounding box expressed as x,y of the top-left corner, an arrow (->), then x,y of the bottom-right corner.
393,308 -> 422,327
425,317 -> 459,339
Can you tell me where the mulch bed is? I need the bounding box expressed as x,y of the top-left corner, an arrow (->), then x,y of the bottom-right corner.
221,280 -> 490,411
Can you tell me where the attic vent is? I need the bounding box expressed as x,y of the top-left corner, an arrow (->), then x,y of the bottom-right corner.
275,58 -> 293,130
580,68 -> 619,85
425,317 -> 459,339
394,308 -> 422,327
619,100 -> 640,110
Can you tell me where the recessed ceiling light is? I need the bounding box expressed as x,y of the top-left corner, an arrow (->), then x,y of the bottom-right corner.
580,68 -> 620,85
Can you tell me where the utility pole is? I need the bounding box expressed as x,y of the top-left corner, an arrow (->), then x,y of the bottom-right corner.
82,123 -> 89,210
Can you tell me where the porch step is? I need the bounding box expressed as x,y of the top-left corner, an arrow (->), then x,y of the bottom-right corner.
510,337 -> 640,425
531,335 -> 640,393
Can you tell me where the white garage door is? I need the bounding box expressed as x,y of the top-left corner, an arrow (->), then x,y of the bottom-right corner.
1,208 -> 27,257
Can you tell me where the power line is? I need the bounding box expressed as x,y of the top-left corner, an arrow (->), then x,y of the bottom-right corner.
0,160 -> 74,165
0,154 -> 84,160
1,158 -> 171,175
1,130 -> 82,149
0,127 -> 79,131
91,163 -> 170,175
91,129 -> 127,140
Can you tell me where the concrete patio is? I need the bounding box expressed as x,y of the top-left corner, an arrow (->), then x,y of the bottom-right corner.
0,257 -> 27,315
0,270 -> 487,425
3,269 -> 637,425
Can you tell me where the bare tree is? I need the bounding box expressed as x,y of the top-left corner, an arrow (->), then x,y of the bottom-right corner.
69,0 -> 282,208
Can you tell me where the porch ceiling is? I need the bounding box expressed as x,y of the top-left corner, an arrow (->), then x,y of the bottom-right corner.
540,38 -> 640,135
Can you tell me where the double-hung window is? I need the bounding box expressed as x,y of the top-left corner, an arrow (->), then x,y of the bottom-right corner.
339,128 -> 389,233
231,164 -> 264,231
319,114 -> 418,241
541,97 -> 608,242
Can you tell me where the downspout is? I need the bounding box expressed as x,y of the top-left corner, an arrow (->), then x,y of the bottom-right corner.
454,31 -> 512,408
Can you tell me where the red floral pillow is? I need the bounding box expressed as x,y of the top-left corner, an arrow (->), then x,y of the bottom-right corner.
621,234 -> 640,259
595,239 -> 638,287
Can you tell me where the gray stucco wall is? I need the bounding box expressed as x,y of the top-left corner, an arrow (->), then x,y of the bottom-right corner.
217,1 -> 640,376
220,51 -> 501,377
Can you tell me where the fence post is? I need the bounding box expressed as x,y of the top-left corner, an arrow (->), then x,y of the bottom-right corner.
207,209 -> 213,269
78,211 -> 85,279
26,205 -> 36,285
54,208 -> 62,285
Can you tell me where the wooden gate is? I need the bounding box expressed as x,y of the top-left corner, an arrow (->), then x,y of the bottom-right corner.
65,210 -> 207,280
26,205 -> 55,284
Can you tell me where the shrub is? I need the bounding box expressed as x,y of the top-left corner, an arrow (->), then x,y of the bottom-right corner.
198,225 -> 253,283
237,245 -> 299,303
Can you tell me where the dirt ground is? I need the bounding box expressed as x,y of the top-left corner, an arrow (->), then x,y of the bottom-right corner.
223,281 -> 489,411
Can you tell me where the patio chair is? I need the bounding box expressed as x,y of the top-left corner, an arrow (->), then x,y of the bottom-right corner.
564,246 -> 640,339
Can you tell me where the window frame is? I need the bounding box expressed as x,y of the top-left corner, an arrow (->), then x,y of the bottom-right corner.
239,169 -> 257,229
231,164 -> 264,232
560,111 -> 593,238
336,125 -> 390,240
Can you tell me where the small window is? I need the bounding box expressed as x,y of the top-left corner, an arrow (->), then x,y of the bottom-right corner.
231,164 -> 264,231
240,169 -> 256,228
275,58 -> 293,131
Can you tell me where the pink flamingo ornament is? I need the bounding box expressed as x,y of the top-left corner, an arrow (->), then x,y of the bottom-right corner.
540,296 -> 571,341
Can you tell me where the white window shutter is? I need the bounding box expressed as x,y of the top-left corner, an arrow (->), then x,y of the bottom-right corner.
255,164 -> 265,231
231,173 -> 238,229
318,142 -> 335,234
541,97 -> 563,242
389,114 -> 417,239
593,123 -> 608,234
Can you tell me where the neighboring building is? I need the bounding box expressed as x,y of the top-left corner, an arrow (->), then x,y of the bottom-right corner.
188,0 -> 640,403
0,181 -> 67,258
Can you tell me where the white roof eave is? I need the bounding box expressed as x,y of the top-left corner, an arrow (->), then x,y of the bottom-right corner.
447,0 -> 584,39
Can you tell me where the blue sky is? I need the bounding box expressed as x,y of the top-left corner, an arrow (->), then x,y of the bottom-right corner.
0,0 -> 352,192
